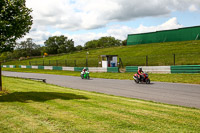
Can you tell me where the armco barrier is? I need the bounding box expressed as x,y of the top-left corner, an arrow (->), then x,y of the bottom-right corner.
32,66 -> 38,69
26,65 -> 32,69
13,65 -> 117,73
89,67 -> 107,72
126,65 -> 200,73
9,65 -> 200,73
74,67 -> 84,72
44,66 -> 53,70
38,66 -> 44,69
20,65 -> 27,68
53,66 -> 62,70
107,67 -> 119,73
126,66 -> 138,72
2,65 -> 16,68
126,66 -> 171,73
140,66 -> 171,74
171,65 -> 200,73
62,67 -> 74,71
74,67 -> 107,72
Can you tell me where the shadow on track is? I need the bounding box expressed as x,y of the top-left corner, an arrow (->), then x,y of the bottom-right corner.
131,80 -> 155,85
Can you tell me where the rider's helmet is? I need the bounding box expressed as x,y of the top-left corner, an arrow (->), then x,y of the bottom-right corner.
139,67 -> 142,72
83,67 -> 87,71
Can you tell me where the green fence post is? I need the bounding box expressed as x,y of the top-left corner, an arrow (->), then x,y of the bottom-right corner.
97,58 -> 99,67
119,58 -> 124,68
56,60 -> 58,66
74,60 -> 76,67
29,61 -> 31,65
0,62 -> 2,91
173,54 -> 176,66
86,59 -> 88,67
43,60 -> 44,66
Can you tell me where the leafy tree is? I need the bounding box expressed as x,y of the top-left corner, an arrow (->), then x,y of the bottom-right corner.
0,51 -> 13,62
98,36 -> 121,47
84,36 -> 122,49
75,45 -> 83,51
122,39 -> 127,46
40,46 -> 47,56
0,0 -> 33,53
44,35 -> 75,54
14,38 -> 41,58
84,40 -> 98,49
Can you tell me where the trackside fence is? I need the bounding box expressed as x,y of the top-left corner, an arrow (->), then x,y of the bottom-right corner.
120,53 -> 200,66
29,58 -> 100,67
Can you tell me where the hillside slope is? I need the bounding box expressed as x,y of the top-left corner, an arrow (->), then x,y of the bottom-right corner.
3,40 -> 200,66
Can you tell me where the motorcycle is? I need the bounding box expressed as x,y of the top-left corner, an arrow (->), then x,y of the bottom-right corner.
80,71 -> 90,79
133,73 -> 150,84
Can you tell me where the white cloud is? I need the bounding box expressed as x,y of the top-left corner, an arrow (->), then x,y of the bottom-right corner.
26,0 -> 200,30
189,5 -> 198,12
135,17 -> 183,34
19,17 -> 182,46
20,0 -> 199,46
70,17 -> 183,46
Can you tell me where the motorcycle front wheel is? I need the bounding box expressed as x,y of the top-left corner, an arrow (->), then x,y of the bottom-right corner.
134,79 -> 139,83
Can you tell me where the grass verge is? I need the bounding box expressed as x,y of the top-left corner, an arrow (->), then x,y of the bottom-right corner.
0,76 -> 200,132
2,68 -> 200,84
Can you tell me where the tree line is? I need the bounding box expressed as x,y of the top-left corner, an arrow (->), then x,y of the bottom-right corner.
0,35 -> 127,62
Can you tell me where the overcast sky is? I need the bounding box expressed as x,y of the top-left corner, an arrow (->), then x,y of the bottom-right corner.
21,0 -> 200,46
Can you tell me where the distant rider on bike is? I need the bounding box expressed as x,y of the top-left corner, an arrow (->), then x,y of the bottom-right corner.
82,67 -> 87,74
137,67 -> 144,80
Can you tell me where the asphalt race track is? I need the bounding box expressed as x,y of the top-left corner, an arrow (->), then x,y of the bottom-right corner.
2,71 -> 200,108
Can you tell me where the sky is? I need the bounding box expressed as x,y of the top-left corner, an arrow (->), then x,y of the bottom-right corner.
21,0 -> 200,46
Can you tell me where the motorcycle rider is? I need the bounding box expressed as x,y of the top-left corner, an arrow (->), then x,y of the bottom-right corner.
137,67 -> 144,81
82,67 -> 87,74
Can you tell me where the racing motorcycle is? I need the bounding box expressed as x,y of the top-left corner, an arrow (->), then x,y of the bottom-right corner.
80,71 -> 90,79
133,73 -> 150,84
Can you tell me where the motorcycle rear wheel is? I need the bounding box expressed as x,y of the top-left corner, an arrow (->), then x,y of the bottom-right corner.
146,79 -> 150,84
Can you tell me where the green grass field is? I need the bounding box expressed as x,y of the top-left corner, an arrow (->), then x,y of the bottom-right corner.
3,40 -> 200,66
0,76 -> 200,132
3,68 -> 200,84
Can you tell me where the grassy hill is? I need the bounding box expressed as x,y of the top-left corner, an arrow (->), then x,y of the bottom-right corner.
3,40 -> 200,67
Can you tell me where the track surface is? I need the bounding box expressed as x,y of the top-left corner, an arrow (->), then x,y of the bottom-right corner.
2,71 -> 200,108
